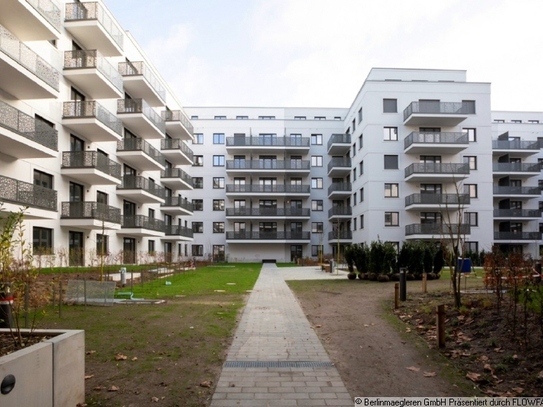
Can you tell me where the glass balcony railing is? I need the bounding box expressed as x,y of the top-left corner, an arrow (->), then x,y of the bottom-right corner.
226,160 -> 310,170
404,132 -> 468,149
0,174 -> 57,211
226,231 -> 311,240
225,184 -> 311,194
61,151 -> 121,179
403,101 -> 475,122
327,230 -> 352,240
493,186 -> 541,195
405,193 -> 470,207
492,140 -> 540,151
226,136 -> 310,147
328,182 -> 352,195
327,134 -> 351,150
60,201 -> 121,223
494,232 -> 541,241
405,223 -> 470,236
493,209 -> 541,218
328,207 -> 352,217
327,157 -> 351,172
405,163 -> 469,178
64,49 -> 123,92
122,215 -> 164,232
493,163 -> 540,173
225,208 -> 310,217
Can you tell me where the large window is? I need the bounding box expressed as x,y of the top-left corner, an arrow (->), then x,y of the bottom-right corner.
311,178 -> 323,189
463,128 -> 476,142
213,177 -> 225,189
213,222 -> 225,233
383,98 -> 397,113
311,156 -> 323,167
465,242 -> 478,253
193,133 -> 204,144
33,227 -> 53,254
213,133 -> 225,144
213,155 -> 225,166
34,169 -> 53,189
465,184 -> 478,198
384,155 -> 399,169
311,222 -> 323,233
311,134 -> 323,145
192,222 -> 203,233
148,239 -> 155,255
192,245 -> 203,256
213,199 -> 225,211
193,155 -> 203,166
464,156 -> 477,170
384,212 -> 399,226
193,199 -> 203,211
96,234 -> 108,256
383,127 -> 398,141
193,177 -> 203,189
384,183 -> 399,198
465,212 -> 479,226
213,245 -> 225,261
311,200 -> 323,211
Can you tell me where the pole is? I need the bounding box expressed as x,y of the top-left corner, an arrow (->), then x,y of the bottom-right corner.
437,304 -> 446,348
399,268 -> 407,301
422,273 -> 427,293
394,283 -> 399,309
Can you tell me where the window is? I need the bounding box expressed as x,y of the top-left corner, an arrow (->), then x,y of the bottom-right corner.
213,222 -> 225,233
464,156 -> 477,170
465,242 -> 478,253
384,155 -> 398,169
192,222 -> 203,233
353,218 -> 357,230
213,133 -> 225,144
360,160 -> 363,174
383,127 -> 398,141
360,215 -> 364,229
528,120 -> 540,124
312,222 -> 323,233
465,184 -> 478,198
236,115 -> 248,119
193,199 -> 203,211
353,168 -> 356,181
147,239 -> 155,255
353,192 -> 357,204
352,142 -> 356,155
213,177 -> 225,189
311,134 -> 323,145
193,133 -> 204,144
360,188 -> 364,202
494,119 -> 504,123
311,178 -> 323,189
193,155 -> 203,166
511,120 -> 522,123
352,118 -> 356,132
357,108 -> 363,123
384,183 -> 399,198
383,98 -> 397,113
463,128 -> 476,142
193,177 -> 203,189
294,116 -> 306,120
192,245 -> 203,256
33,227 -> 53,254
311,245 -> 319,256
311,156 -> 323,167
213,155 -> 225,166
214,116 -> 226,120
465,212 -> 478,226
384,212 -> 399,226
258,116 -> 275,120
34,169 -> 53,189
358,134 -> 363,150
213,199 -> 225,211
314,116 -> 326,120
213,245 -> 225,261
311,200 -> 323,211
190,115 -> 198,120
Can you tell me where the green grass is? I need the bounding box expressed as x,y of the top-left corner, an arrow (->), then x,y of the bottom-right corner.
39,264 -> 156,275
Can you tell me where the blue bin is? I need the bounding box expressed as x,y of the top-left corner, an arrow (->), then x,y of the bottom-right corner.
457,258 -> 472,273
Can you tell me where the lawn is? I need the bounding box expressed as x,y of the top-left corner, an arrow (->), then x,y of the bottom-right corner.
39,263 -> 261,407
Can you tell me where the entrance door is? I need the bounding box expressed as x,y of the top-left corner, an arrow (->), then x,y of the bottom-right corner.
290,245 -> 302,262
68,231 -> 84,266
123,237 -> 136,264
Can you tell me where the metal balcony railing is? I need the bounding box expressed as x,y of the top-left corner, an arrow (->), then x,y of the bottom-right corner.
118,176 -> 165,199
405,193 -> 470,207
161,196 -> 193,212
327,157 -> 351,172
164,225 -> 193,238
404,131 -> 468,149
226,160 -> 310,170
122,215 -> 165,232
493,209 -> 541,218
492,163 -> 540,173
328,207 -> 352,217
117,137 -> 165,166
161,138 -> 193,161
492,140 -> 540,151
327,230 -> 353,240
64,49 -> 123,92
0,24 -> 59,90
0,175 -> 57,211
226,231 -> 311,240
161,168 -> 192,185
405,223 -> 471,236
63,100 -> 122,136
118,61 -> 166,101
225,136 -> 310,147
161,110 -> 194,136
225,208 -> 310,217
493,186 -> 541,195
117,98 -> 165,134
0,99 -> 58,150
65,2 -> 124,50
328,182 -> 352,195
26,0 -> 62,30
327,134 -> 351,150
405,163 -> 470,178
61,151 -> 121,179
225,184 -> 311,194
60,201 -> 121,223
403,101 -> 475,121
494,232 -> 541,241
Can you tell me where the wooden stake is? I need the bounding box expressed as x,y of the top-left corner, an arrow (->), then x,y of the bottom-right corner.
394,283 -> 399,309
422,273 -> 427,293
437,304 -> 446,348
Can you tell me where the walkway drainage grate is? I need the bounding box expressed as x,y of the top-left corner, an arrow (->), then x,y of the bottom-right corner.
224,361 -> 334,368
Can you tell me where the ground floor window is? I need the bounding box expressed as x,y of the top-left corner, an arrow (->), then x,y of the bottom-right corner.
192,245 -> 203,256
213,245 -> 225,262
33,227 -> 53,254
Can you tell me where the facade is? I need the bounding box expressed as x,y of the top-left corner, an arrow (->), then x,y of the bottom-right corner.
1,2 -> 543,265
0,0 -> 194,266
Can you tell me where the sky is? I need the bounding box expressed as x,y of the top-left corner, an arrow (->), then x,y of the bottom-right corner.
104,0 -> 543,111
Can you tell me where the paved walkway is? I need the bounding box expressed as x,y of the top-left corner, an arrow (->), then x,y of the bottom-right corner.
210,264 -> 353,407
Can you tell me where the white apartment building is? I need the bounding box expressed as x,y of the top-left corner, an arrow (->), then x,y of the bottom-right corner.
0,0 -> 195,266
2,2 -> 543,266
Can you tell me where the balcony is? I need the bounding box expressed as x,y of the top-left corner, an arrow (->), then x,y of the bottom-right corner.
161,196 -> 193,216
160,138 -> 193,165
121,215 -> 165,237
328,182 -> 352,198
62,101 -> 122,142
162,110 -> 194,141
162,225 -> 193,240
0,175 -> 57,219
225,231 -> 311,242
160,168 -> 193,190
492,163 -> 540,178
327,230 -> 353,241
494,232 -> 541,241
60,201 -> 121,230
225,184 -> 311,196
116,176 -> 165,204
327,134 -> 351,155
118,61 -> 166,106
225,136 -> 310,153
0,0 -> 61,40
0,99 -> 57,158
405,193 -> 470,210
493,209 -> 541,219
493,186 -> 541,197
492,140 -> 540,156
404,163 -> 470,182
404,131 -> 469,154
0,24 -> 59,98
405,223 -> 471,238
225,208 -> 311,219
327,157 -> 351,177
403,101 -> 475,126
64,1 -> 123,56
116,138 -> 165,171
117,98 -> 165,139
63,50 -> 123,99
61,151 -> 121,185
226,160 -> 310,173
328,207 -> 352,220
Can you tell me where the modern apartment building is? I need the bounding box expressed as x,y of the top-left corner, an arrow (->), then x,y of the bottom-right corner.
0,0 -> 195,266
2,2 -> 543,266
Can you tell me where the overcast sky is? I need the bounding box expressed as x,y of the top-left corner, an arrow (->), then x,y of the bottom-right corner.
104,0 -> 543,111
